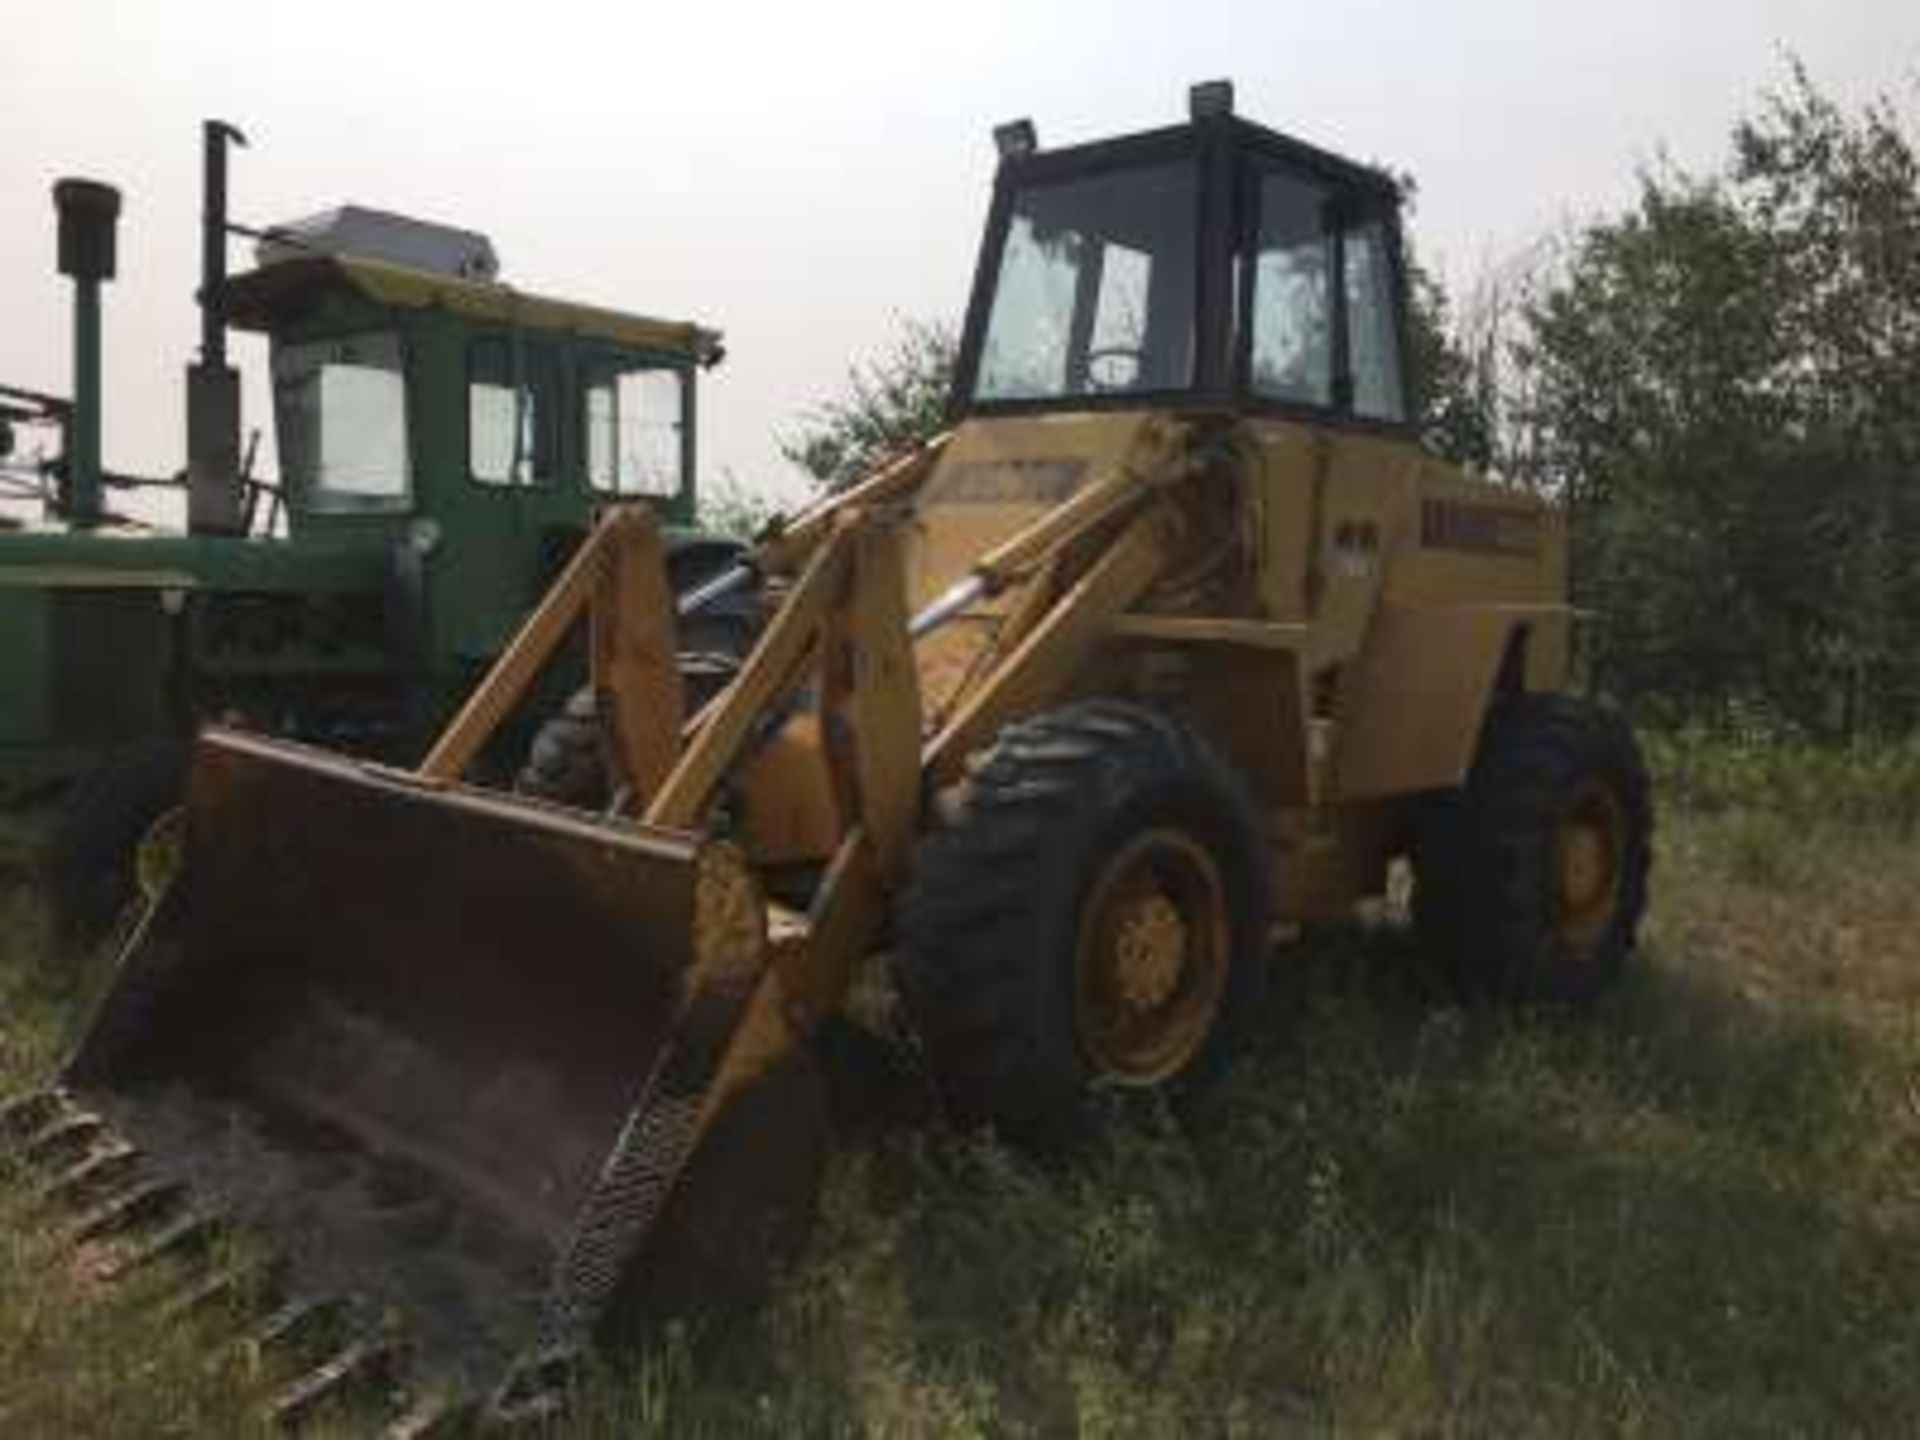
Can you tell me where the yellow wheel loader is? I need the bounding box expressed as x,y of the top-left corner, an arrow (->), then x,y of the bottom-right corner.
4,83 -> 1650,1429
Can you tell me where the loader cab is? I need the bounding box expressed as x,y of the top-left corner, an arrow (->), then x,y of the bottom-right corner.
952,88 -> 1414,431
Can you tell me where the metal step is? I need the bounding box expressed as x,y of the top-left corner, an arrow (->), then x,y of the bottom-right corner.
159,1256 -> 281,1324
386,1393 -> 474,1439
96,1209 -> 229,1283
268,1338 -> 400,1429
245,1294 -> 355,1375
23,1110 -> 106,1168
36,1138 -> 139,1210
68,1176 -> 185,1245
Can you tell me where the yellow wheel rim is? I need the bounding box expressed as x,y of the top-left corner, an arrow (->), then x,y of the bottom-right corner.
135,806 -> 186,904
1553,779 -> 1625,955
1074,828 -> 1231,1084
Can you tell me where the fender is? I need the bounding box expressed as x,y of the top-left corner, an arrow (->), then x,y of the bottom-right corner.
1332,602 -> 1571,800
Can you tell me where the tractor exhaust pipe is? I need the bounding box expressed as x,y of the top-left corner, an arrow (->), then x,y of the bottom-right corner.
186,119 -> 247,536
51,178 -> 119,528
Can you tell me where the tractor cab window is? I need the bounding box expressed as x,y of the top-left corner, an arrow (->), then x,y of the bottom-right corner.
468,337 -> 558,485
1249,172 -> 1410,421
1250,173 -> 1335,407
274,330 -> 411,512
1343,218 -> 1407,422
582,357 -> 685,496
973,161 -> 1199,402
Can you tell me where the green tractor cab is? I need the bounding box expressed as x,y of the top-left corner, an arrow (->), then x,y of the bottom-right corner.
0,124 -> 747,942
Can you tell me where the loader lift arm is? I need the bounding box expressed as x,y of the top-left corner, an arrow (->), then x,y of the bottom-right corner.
421,413 -> 1193,848
418,410 -> 1197,972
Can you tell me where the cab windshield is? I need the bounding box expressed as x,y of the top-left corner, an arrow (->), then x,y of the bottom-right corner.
961,129 -> 1414,426
274,330 -> 411,512
973,161 -> 1199,402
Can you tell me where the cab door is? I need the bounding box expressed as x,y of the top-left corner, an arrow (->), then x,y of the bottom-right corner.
406,325 -> 575,721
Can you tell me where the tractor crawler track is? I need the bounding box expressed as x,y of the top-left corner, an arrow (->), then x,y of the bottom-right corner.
3,1085 -> 570,1434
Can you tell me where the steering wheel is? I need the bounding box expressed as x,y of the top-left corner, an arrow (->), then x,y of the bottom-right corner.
1084,346 -> 1147,393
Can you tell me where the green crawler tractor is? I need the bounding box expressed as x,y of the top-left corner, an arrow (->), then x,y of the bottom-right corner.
0,122 -> 750,942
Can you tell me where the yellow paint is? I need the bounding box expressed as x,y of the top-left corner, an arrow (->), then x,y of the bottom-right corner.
223,254 -> 722,359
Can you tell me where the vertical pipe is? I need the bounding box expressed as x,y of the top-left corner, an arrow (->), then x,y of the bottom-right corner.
188,120 -> 247,535
52,177 -> 119,529
200,121 -> 245,366
201,136 -> 225,365
68,276 -> 102,525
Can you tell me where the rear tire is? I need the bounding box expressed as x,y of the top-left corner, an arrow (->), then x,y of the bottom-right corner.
895,700 -> 1270,1147
1412,692 -> 1652,1004
40,741 -> 187,951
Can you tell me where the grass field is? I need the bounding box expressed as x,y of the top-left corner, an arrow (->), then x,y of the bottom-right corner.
2,743 -> 1916,1436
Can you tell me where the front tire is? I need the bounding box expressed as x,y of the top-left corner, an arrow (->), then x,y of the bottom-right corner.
895,700 -> 1271,1146
1412,692 -> 1652,1004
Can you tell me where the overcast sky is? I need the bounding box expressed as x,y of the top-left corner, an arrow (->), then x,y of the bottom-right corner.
4,0 -> 1916,511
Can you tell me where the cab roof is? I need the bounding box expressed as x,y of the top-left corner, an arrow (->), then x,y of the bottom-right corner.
216,254 -> 724,365
996,114 -> 1403,208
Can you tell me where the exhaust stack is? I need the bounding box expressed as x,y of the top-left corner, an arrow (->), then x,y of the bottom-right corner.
51,177 -> 119,528
186,120 -> 247,536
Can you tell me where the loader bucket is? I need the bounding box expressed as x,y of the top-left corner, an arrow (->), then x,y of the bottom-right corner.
51,727 -> 781,1407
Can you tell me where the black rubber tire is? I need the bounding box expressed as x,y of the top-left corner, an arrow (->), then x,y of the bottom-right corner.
1412,692 -> 1652,1004
40,741 -> 187,951
514,687 -> 608,806
894,699 -> 1271,1148
512,618 -> 752,807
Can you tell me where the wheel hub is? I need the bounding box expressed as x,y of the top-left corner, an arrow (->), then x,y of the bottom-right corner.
1113,891 -> 1188,1011
1074,829 -> 1231,1084
1553,780 -> 1626,953
1559,824 -> 1610,912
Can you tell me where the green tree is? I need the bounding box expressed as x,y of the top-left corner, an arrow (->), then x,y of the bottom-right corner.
1395,173 -> 1502,474
781,320 -> 957,491
1521,61 -> 1920,735
1405,251 -> 1498,473
696,470 -> 781,541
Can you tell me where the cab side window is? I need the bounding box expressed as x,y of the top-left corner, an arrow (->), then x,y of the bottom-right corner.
1250,172 -> 1409,424
583,357 -> 685,496
1344,218 -> 1407,423
1250,172 -> 1335,407
468,337 -> 558,485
